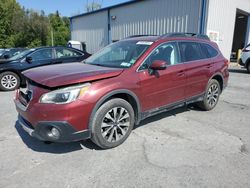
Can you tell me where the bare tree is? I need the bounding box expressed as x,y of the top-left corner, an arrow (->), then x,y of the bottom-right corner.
85,0 -> 102,12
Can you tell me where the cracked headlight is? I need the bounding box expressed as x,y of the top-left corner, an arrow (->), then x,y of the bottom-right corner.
39,83 -> 90,104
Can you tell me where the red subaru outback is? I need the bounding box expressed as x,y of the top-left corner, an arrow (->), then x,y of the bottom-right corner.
14,33 -> 229,149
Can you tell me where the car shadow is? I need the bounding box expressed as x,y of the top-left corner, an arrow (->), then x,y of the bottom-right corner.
135,104 -> 200,129
229,68 -> 249,74
15,121 -> 102,153
15,105 -> 202,153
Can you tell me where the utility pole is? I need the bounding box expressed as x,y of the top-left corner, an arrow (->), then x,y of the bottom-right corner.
51,28 -> 54,46
49,19 -> 54,46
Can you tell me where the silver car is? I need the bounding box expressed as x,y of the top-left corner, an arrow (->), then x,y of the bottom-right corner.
239,43 -> 250,73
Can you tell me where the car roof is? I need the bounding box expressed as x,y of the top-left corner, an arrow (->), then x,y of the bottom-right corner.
123,36 -> 159,42
122,33 -> 211,43
33,46 -> 81,50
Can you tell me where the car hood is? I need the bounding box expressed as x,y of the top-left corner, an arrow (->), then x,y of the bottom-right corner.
23,62 -> 124,88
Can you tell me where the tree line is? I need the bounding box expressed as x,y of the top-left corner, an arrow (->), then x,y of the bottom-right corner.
0,0 -> 70,48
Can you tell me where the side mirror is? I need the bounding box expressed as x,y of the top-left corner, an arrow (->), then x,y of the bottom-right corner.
26,56 -> 32,63
150,60 -> 167,70
3,54 -> 10,59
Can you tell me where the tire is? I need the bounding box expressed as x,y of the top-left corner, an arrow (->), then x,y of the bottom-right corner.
90,98 -> 135,149
198,79 -> 221,111
247,62 -> 250,73
0,71 -> 20,91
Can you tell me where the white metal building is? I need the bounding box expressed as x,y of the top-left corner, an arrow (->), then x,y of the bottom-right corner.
70,0 -> 250,59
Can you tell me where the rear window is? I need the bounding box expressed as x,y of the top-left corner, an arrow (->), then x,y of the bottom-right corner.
200,43 -> 218,58
179,42 -> 205,62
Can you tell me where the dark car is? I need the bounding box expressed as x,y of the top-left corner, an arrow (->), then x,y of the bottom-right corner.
0,49 -> 5,56
0,46 -> 91,91
0,48 -> 26,60
15,33 -> 229,149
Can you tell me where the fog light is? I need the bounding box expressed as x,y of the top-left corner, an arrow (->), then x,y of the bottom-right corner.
48,127 -> 60,139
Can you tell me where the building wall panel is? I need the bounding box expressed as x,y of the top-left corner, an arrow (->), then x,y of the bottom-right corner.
207,0 -> 250,59
110,0 -> 202,41
71,11 -> 108,53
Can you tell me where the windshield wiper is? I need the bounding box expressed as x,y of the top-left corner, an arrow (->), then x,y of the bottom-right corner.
88,63 -> 106,67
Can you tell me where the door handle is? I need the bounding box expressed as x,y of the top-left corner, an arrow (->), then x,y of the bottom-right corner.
177,70 -> 185,77
206,64 -> 213,69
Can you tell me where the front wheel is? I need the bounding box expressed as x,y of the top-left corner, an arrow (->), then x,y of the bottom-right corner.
0,72 -> 20,91
198,79 -> 221,111
90,98 -> 135,149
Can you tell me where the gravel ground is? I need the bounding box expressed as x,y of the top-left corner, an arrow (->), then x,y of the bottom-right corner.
0,65 -> 250,188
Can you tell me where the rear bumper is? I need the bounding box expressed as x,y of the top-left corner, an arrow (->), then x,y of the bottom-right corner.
18,115 -> 91,142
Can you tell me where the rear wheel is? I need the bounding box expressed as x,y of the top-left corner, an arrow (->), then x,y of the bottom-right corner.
247,62 -> 250,73
90,98 -> 135,149
0,72 -> 20,91
198,79 -> 221,111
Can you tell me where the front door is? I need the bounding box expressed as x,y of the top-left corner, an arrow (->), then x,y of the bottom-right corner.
138,42 -> 186,112
28,48 -> 54,68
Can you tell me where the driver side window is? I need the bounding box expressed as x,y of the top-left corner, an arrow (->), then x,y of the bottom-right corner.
139,42 -> 180,70
30,49 -> 53,61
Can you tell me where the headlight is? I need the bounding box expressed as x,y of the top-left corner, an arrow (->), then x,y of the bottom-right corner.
39,83 -> 90,104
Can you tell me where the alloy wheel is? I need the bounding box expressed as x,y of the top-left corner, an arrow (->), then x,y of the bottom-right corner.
206,83 -> 219,108
101,107 -> 131,143
1,74 -> 18,90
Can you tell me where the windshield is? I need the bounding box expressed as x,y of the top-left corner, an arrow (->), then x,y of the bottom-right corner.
85,40 -> 152,68
0,49 -> 5,56
9,49 -> 34,61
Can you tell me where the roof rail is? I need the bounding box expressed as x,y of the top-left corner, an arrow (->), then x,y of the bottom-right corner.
125,34 -> 158,39
160,32 -> 210,40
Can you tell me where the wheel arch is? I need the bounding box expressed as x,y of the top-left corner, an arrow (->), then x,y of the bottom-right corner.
0,69 -> 23,83
88,89 -> 142,130
210,73 -> 224,91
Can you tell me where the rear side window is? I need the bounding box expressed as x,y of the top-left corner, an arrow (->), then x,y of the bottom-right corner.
179,42 -> 205,62
55,48 -> 83,59
200,43 -> 218,58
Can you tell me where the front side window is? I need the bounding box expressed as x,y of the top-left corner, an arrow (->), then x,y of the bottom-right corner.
55,48 -> 82,59
85,40 -> 152,68
140,42 -> 180,70
179,42 -> 205,62
30,49 -> 53,61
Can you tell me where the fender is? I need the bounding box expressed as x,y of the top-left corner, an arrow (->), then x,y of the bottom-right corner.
208,72 -> 225,90
88,89 -> 142,130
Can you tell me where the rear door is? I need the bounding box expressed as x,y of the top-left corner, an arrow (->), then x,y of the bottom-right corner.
178,42 -> 214,99
138,42 -> 186,112
53,47 -> 84,64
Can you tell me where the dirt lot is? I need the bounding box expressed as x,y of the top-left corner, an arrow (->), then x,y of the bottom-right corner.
0,65 -> 250,188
